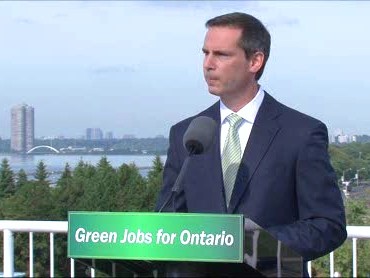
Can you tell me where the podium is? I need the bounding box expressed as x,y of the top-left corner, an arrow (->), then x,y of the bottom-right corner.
68,212 -> 302,277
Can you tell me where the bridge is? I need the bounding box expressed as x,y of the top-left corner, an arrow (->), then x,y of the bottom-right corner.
27,145 -> 60,154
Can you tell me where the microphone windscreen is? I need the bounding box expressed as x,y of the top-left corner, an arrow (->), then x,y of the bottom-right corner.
183,116 -> 217,155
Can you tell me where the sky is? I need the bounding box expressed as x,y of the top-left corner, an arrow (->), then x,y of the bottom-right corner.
1,1 -> 370,139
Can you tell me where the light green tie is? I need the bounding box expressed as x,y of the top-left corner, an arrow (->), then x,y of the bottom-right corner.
222,113 -> 243,207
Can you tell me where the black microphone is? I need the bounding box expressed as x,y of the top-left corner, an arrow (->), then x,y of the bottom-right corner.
183,116 -> 218,155
158,116 -> 217,212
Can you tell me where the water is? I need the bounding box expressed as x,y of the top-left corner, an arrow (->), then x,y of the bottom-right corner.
0,154 -> 167,182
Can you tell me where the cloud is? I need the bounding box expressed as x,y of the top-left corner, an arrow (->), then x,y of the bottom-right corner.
267,16 -> 299,28
53,13 -> 68,18
16,18 -> 35,24
90,65 -> 136,75
140,1 -> 260,11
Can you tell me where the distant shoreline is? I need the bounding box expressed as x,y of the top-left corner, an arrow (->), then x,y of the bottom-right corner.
0,152 -> 167,156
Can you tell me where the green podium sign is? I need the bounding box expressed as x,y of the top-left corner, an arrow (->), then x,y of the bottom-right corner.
68,212 -> 244,263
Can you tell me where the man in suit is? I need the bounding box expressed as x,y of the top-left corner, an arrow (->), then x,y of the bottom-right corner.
156,12 -> 346,276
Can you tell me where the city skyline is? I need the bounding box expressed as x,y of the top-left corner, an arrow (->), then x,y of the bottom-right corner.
1,2 -> 370,138
0,102 -> 367,145
1,102 -> 366,140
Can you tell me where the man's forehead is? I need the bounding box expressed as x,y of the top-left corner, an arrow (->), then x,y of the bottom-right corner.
206,26 -> 242,36
203,26 -> 242,48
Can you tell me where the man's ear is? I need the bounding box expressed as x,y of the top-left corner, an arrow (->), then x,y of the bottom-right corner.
249,51 -> 264,74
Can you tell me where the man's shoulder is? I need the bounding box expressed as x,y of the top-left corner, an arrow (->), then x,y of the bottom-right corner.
265,92 -> 325,129
171,101 -> 220,132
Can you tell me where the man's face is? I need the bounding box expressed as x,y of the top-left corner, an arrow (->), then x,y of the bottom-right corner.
202,27 -> 254,100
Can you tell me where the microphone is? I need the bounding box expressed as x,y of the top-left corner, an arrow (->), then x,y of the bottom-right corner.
158,116 -> 217,212
183,116 -> 218,155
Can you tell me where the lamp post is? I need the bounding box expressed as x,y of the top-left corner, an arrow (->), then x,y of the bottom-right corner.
356,168 -> 366,186
342,168 -> 352,182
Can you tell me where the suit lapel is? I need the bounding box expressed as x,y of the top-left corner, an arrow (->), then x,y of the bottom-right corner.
228,93 -> 282,213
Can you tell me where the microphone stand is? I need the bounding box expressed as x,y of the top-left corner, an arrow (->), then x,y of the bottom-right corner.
158,148 -> 195,212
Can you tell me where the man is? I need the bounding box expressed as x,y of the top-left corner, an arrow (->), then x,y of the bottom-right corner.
156,12 -> 346,276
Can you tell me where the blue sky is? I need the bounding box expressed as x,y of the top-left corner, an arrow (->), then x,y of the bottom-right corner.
1,1 -> 370,138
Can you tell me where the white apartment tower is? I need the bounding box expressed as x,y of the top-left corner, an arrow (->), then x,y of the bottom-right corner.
11,104 -> 34,152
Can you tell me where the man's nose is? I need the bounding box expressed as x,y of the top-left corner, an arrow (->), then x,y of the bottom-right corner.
203,55 -> 215,70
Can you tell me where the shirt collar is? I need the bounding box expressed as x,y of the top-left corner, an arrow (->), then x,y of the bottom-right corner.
220,86 -> 265,124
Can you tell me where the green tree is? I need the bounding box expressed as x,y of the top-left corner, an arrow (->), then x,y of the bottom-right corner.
144,155 -> 164,211
56,163 -> 72,188
53,161 -> 102,219
147,155 -> 164,182
116,163 -> 146,211
2,180 -> 53,220
346,199 -> 368,225
53,163 -> 77,220
61,163 -> 72,179
0,158 -> 16,197
74,160 -> 96,180
16,169 -> 28,189
80,157 -> 120,211
34,160 -> 49,184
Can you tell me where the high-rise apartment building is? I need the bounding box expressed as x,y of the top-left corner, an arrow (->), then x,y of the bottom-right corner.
105,131 -> 114,140
11,104 -> 34,152
86,128 -> 103,140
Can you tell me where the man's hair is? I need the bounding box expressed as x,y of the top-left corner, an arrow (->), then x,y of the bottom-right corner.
206,12 -> 271,80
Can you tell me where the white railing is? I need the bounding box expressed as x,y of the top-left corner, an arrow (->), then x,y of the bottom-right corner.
307,226 -> 370,277
0,221 -> 69,277
1,220 -> 370,277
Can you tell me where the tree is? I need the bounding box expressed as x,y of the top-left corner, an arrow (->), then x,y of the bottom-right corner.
116,163 -> 146,211
56,163 -> 72,189
147,155 -> 164,182
34,161 -> 49,184
346,199 -> 368,225
80,157 -> 120,211
61,163 -> 72,180
74,160 -> 96,179
144,155 -> 164,211
0,158 -> 16,197
16,169 -> 28,189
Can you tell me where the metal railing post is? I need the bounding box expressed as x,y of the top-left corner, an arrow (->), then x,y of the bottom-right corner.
307,261 -> 312,277
112,262 -> 116,277
353,238 -> 357,277
3,229 -> 14,277
29,231 -> 34,277
330,252 -> 334,277
91,259 -> 96,278
277,240 -> 282,277
71,258 -> 75,278
50,232 -> 55,277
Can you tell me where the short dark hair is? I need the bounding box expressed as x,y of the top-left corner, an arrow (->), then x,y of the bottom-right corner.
206,12 -> 271,80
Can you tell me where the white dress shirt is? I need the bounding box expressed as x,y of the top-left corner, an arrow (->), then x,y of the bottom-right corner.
220,87 -> 265,155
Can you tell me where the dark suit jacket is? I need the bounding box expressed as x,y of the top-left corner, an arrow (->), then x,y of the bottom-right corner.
156,92 -> 347,262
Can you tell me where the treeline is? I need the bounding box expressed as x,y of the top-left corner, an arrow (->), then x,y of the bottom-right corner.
355,135 -> 370,143
329,142 -> 370,182
0,156 -> 164,276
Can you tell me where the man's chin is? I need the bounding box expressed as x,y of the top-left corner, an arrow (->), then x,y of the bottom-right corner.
208,88 -> 222,97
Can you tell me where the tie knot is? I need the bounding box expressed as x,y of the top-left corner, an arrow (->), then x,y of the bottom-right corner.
227,113 -> 243,129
